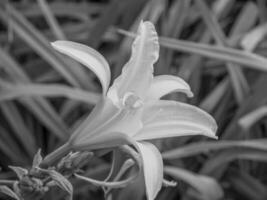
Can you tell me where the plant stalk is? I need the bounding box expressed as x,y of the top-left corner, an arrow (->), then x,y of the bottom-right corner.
40,142 -> 71,168
0,180 -> 15,186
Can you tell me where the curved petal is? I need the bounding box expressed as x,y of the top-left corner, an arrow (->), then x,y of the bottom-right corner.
136,142 -> 163,200
107,21 -> 159,105
134,100 -> 217,140
146,75 -> 193,101
70,98 -> 120,146
51,41 -> 111,94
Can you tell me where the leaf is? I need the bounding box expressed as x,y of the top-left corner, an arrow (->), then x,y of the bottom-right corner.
0,82 -> 99,104
200,78 -> 229,112
229,171 -> 267,200
108,21 -> 159,105
135,100 -> 217,140
136,142 -> 163,200
9,166 -> 28,180
162,139 -> 267,159
238,106 -> 267,130
32,149 -> 43,168
164,167 -> 223,200
47,169 -> 73,198
0,125 -> 27,164
75,171 -> 136,189
0,102 -> 36,158
196,0 -> 250,104
51,40 -> 111,95
241,23 -> 267,51
37,0 -> 66,40
118,29 -> 267,72
201,149 -> 267,175
146,75 -> 193,101
0,46 -> 69,141
0,186 -> 20,200
0,4 -> 84,88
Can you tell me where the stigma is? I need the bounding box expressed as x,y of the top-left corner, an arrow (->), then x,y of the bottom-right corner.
122,92 -> 144,109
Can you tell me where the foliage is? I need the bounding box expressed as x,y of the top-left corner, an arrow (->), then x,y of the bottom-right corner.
0,0 -> 267,200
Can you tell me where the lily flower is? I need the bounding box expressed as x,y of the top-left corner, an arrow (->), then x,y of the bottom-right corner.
51,21 -> 217,200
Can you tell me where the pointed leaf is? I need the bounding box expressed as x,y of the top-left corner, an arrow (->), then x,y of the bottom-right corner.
108,21 -> 159,105
118,29 -> 267,72
74,170 -> 136,189
32,149 -> 43,168
9,166 -> 28,180
47,169 -> 73,197
0,83 -> 99,104
136,142 -> 163,200
146,75 -> 193,101
51,41 -> 111,94
163,139 -> 267,159
0,186 -> 20,200
135,100 -> 217,140
241,23 -> 267,51
165,167 -> 223,200
238,106 -> 267,131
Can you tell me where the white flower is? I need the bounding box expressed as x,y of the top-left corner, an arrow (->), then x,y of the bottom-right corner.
52,21 -> 217,200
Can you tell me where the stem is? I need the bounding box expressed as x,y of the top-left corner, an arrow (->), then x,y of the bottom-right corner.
40,142 -> 71,168
0,180 -> 15,186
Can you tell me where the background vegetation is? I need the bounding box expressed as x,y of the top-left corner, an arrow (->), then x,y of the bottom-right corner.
0,0 -> 267,199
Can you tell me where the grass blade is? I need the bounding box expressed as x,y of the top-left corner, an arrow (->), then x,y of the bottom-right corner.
118,29 -> 267,72
0,81 -> 99,104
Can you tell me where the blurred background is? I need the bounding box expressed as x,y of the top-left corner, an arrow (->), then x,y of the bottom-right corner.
0,0 -> 267,199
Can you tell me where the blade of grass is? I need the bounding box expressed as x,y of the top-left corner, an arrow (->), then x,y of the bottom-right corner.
162,139 -> 267,159
0,3 -> 92,90
16,2 -> 104,21
238,105 -> 267,131
0,125 -> 28,164
37,0 -> 66,40
0,102 -> 36,158
229,171 -> 267,200
118,29 -> 267,72
0,47 -> 69,140
195,0 -> 250,104
157,0 -> 190,74
36,0 -> 96,91
241,23 -> 267,52
200,149 -> 267,176
87,0 -> 147,49
0,81 -> 99,104
200,77 -> 229,112
199,74 -> 267,180
178,0 -> 232,104
164,166 -> 223,200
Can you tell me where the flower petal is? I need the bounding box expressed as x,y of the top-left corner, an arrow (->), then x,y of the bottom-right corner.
136,142 -> 163,200
51,41 -> 111,94
107,21 -> 159,105
134,100 -> 217,140
69,98 -> 119,146
146,75 -> 193,101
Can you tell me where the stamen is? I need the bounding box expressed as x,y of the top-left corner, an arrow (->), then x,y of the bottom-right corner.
122,92 -> 143,109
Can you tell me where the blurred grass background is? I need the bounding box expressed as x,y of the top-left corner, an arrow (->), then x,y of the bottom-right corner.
0,0 -> 267,199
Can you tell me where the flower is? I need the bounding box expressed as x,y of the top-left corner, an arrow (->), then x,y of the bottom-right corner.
51,21 -> 217,200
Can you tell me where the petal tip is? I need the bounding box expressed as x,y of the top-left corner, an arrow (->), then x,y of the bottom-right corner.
187,91 -> 194,98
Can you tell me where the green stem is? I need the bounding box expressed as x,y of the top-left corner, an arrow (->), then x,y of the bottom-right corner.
40,142 -> 71,168
0,180 -> 15,186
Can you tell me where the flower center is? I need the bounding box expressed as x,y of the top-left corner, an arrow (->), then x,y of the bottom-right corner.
122,92 -> 143,109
